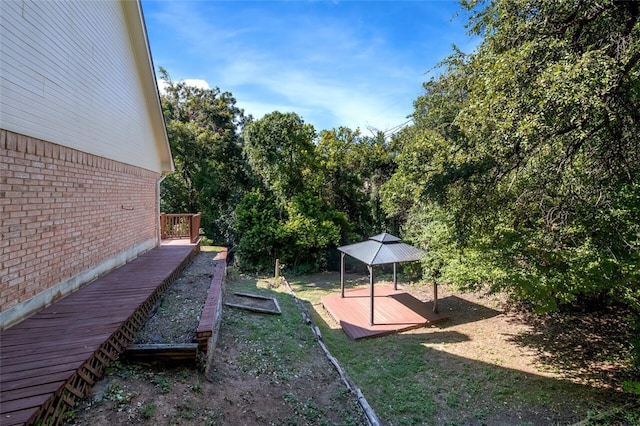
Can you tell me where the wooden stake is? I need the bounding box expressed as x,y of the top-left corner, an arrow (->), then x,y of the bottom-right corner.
433,282 -> 439,314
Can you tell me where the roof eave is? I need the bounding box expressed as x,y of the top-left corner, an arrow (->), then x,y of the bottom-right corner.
121,0 -> 174,175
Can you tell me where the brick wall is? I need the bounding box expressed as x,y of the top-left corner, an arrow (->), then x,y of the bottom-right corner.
0,129 -> 161,317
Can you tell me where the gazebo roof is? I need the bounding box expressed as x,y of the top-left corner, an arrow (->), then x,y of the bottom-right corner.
338,232 -> 425,266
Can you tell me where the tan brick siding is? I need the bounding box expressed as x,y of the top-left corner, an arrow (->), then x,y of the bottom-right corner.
0,129 -> 161,312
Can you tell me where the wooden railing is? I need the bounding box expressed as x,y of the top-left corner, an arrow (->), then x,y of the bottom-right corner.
160,213 -> 201,243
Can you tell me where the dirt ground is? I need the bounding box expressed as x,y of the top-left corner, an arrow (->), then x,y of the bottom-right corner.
392,280 -> 635,390
67,251 -> 366,426
66,251 -> 638,426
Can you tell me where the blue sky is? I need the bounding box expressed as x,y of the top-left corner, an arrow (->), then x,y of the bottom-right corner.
141,1 -> 478,134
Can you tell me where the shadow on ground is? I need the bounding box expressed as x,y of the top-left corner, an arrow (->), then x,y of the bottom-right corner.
506,304 -> 639,388
286,271 -> 639,426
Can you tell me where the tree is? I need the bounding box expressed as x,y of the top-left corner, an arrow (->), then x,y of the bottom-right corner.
242,111 -> 317,202
278,192 -> 346,270
383,0 -> 640,312
234,188 -> 282,271
236,112 -> 348,272
316,128 -> 395,239
159,69 -> 251,243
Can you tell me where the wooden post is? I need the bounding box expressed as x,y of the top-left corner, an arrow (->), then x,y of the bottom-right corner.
160,213 -> 166,239
433,282 -> 439,314
190,213 -> 201,243
340,252 -> 345,298
275,259 -> 280,278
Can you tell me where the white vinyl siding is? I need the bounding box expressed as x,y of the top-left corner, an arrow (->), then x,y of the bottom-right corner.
0,0 -> 169,173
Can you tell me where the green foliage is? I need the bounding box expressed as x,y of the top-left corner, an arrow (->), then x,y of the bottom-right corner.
622,380 -> 640,396
631,325 -> 640,370
235,113 -> 358,272
401,203 -> 459,283
151,374 -> 172,393
158,68 -> 251,244
317,128 -> 398,238
382,0 -> 640,317
242,111 -> 317,201
279,192 -> 346,269
103,382 -> 137,408
234,188 -> 282,272
234,187 -> 346,273
316,128 -> 370,238
142,402 -> 156,419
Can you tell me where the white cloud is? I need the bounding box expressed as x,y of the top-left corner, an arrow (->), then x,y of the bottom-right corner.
144,0 -> 470,132
220,53 -> 414,132
157,78 -> 168,95
183,79 -> 210,90
156,77 -> 211,95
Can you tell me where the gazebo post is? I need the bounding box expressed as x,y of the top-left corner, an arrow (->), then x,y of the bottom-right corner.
393,262 -> 397,290
369,265 -> 375,325
340,252 -> 345,298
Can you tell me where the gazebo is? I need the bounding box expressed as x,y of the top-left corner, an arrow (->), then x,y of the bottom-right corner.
338,232 -> 438,325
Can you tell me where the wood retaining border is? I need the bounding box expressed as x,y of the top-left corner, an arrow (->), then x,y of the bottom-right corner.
281,276 -> 381,426
196,249 -> 227,378
124,344 -> 199,363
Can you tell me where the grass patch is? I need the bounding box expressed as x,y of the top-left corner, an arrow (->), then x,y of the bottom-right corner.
200,245 -> 226,252
142,402 -> 156,419
151,374 -> 172,393
225,277 -> 316,377
286,273 -> 638,426
221,275 -> 365,425
582,406 -> 640,425
223,286 -> 319,385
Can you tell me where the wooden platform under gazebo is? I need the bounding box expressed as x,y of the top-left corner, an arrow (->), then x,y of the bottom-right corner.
321,232 -> 449,339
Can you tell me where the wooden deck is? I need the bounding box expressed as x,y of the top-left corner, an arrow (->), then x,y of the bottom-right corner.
321,285 -> 449,340
0,242 -> 199,426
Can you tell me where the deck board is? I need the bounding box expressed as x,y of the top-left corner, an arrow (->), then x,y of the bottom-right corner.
0,382 -> 61,404
321,285 -> 449,339
0,242 -> 198,425
0,371 -> 73,394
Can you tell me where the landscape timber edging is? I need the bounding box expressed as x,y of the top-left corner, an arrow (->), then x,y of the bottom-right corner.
196,248 -> 227,377
280,276 -> 381,426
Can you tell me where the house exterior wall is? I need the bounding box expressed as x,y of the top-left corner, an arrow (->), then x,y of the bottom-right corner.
0,0 -> 172,173
0,130 -> 161,329
0,0 -> 173,329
